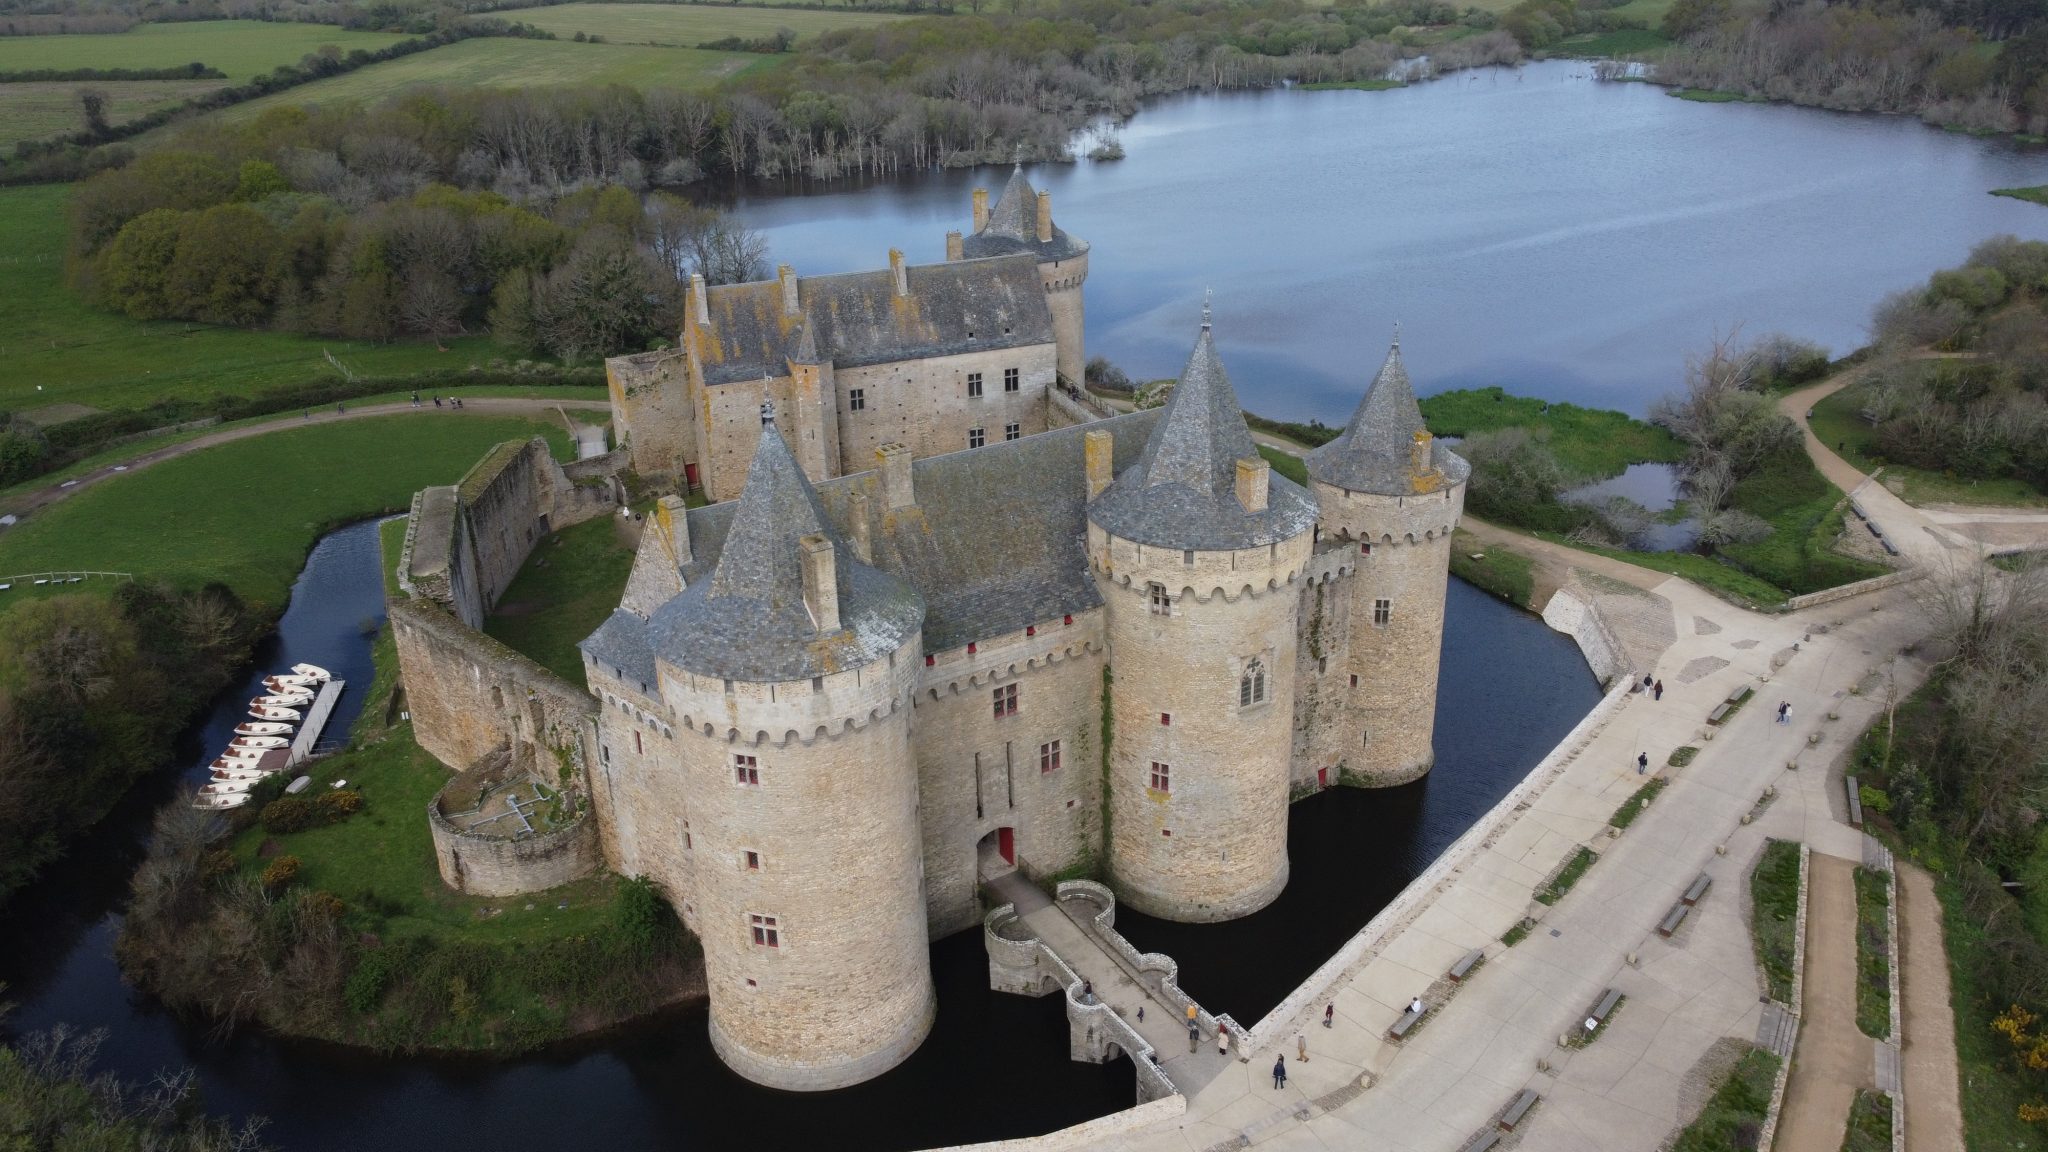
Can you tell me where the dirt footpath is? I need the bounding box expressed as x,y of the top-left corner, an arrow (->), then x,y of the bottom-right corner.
1899,864 -> 1964,1152
1777,852 -> 1874,1152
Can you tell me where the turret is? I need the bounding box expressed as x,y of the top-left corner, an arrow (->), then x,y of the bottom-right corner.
646,404 -> 933,1090
1087,303 -> 1317,922
1304,334 -> 1470,787
958,165 -> 1089,387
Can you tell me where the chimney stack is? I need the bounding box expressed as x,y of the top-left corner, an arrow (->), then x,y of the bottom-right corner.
1035,190 -> 1053,244
1235,457 -> 1270,513
889,248 -> 908,297
690,272 -> 709,326
847,491 -> 873,565
945,230 -> 963,261
972,188 -> 989,232
799,534 -> 841,633
1084,429 -> 1114,501
1411,429 -> 1433,477
878,443 -> 914,509
778,263 -> 798,315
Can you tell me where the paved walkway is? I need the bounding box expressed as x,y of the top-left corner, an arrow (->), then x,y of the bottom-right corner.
0,397 -> 611,523
1899,865 -> 1965,1152
1776,853 -> 1873,1152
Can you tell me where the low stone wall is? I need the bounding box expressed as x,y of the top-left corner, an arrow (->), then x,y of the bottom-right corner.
1047,385 -> 1109,429
428,783 -> 601,897
917,1096 -> 1186,1152
1055,881 -> 1247,1041
1782,568 -> 1922,612
1541,583 -> 1629,687
1238,675 -> 1636,1052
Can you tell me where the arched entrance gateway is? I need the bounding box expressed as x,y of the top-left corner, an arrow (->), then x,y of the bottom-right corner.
977,827 -> 1016,882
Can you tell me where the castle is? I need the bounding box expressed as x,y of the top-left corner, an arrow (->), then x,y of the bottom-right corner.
604,166 -> 1091,502
394,169 -> 1469,1094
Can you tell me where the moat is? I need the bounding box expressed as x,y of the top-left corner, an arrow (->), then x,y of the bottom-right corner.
0,519 -> 1595,1151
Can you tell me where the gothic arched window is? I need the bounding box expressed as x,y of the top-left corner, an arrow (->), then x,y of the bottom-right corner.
1240,658 -> 1267,708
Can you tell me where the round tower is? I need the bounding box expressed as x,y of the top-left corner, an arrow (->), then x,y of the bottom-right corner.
1087,306 -> 1317,922
649,405 -> 933,1091
1304,336 -> 1470,787
957,165 -> 1089,386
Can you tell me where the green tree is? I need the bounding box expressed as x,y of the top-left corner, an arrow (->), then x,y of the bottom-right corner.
232,159 -> 291,203
96,207 -> 187,320
165,203 -> 282,326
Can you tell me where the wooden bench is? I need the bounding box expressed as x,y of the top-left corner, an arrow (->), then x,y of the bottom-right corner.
1882,539 -> 1900,556
1658,903 -> 1690,937
1867,520 -> 1884,538
1707,702 -> 1732,725
1387,1006 -> 1425,1041
1727,685 -> 1754,705
1499,1089 -> 1541,1131
1849,500 -> 1869,521
1465,1131 -> 1502,1152
1683,872 -> 1713,906
1846,774 -> 1864,827
1590,987 -> 1622,1023
1449,948 -> 1484,983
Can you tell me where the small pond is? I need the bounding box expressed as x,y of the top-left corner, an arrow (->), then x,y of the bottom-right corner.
1563,461 -> 1700,552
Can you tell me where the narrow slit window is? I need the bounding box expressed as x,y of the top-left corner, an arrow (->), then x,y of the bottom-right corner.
744,850 -> 761,871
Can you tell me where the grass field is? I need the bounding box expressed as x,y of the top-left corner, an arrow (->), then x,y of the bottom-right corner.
1808,382 -> 2047,507
214,36 -> 763,125
503,3 -> 905,46
0,414 -> 569,611
1447,528 -> 1534,608
1751,838 -> 1801,1003
0,21 -> 405,81
1992,185 -> 2048,207
0,79 -> 228,148
1854,866 -> 1891,1040
0,184 -> 513,413
1419,386 -> 1685,481
1555,28 -> 1669,57
483,511 -> 635,681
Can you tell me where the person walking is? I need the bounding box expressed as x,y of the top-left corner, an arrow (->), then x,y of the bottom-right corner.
1777,701 -> 1791,724
1297,1034 -> 1308,1063
1217,1024 -> 1229,1057
1653,680 -> 1663,701
1188,1022 -> 1199,1054
1081,980 -> 1093,1004
1323,1003 -> 1334,1029
1136,1006 -> 1144,1024
1641,674 -> 1653,692
1637,751 -> 1649,775
1272,1055 -> 1287,1089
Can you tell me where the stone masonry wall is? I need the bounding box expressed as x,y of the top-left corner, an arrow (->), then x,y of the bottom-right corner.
1040,250 -> 1088,386
1288,545 -> 1362,793
1312,480 -> 1465,787
913,612 -> 1107,939
1091,527 -> 1314,922
834,344 -> 1056,479
390,597 -> 598,776
428,790 -> 601,898
608,349 -> 695,482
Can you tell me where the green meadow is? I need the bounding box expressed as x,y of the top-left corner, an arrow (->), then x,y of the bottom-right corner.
0,79 -> 228,148
0,21 -> 405,80
505,3 -> 907,46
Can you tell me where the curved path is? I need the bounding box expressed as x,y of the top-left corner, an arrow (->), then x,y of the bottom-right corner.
0,398 -> 612,527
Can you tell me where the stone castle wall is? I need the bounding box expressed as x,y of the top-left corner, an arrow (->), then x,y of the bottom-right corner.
913,613 -> 1108,938
834,343 -> 1056,478
389,597 -> 599,776
1091,527 -> 1315,922
1288,545 -> 1364,793
428,784 -> 602,898
608,350 -> 695,482
1040,250 -> 1088,386
1312,480 -> 1466,786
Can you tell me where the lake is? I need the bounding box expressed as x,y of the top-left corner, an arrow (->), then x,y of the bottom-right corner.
729,61 -> 2048,422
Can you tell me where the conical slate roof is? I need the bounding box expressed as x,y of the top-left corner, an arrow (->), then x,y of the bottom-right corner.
1088,307 -> 1317,551
649,409 -> 922,681
1307,338 -> 1470,495
962,165 -> 1088,261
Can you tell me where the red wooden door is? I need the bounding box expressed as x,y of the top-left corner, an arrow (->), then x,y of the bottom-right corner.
684,462 -> 700,489
998,827 -> 1014,865
1317,767 -> 1329,789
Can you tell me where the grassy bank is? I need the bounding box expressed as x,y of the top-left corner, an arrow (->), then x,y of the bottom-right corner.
506,3 -> 907,45
1751,838 -> 1801,1002
1536,846 -> 1596,905
483,512 -> 636,682
1672,1046 -> 1781,1152
0,20 -> 404,81
1991,186 -> 2048,207
1809,381 -> 2047,507
1526,528 -> 1789,607
118,624 -> 702,1053
1717,449 -> 1890,595
1448,529 -> 1535,608
0,184 -> 516,414
1841,1089 -> 1893,1152
0,414 -> 568,610
1419,386 -> 1685,480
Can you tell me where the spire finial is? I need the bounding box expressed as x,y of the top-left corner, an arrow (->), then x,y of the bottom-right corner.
1201,289 -> 1213,330
760,400 -> 775,426
1391,321 -> 1401,351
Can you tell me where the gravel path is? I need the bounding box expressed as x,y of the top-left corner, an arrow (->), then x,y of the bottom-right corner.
1777,852 -> 1874,1152
1899,864 -> 1964,1152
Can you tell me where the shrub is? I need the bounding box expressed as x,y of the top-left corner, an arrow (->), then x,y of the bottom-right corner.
317,789 -> 364,818
1929,265 -> 2010,313
200,848 -> 237,880
260,795 -> 317,833
261,855 -> 301,892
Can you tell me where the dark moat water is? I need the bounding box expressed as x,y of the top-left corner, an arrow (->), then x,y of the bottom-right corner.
727,60 -> 2048,421
0,522 -> 1593,1150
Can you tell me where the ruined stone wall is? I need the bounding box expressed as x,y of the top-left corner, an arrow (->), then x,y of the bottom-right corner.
1040,251 -> 1088,386
1312,480 -> 1464,787
912,613 -> 1107,939
400,486 -> 483,629
834,344 -> 1056,477
389,598 -> 598,776
428,790 -> 601,898
655,642 -> 935,1092
607,349 -> 696,481
1089,527 -> 1314,922
460,441 -> 546,610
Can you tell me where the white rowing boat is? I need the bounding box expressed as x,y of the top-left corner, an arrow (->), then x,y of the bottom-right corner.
249,705 -> 302,722
192,793 -> 250,811
290,663 -> 332,682
200,778 -> 258,795
251,693 -> 312,709
235,722 -> 294,737
231,736 -> 289,750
